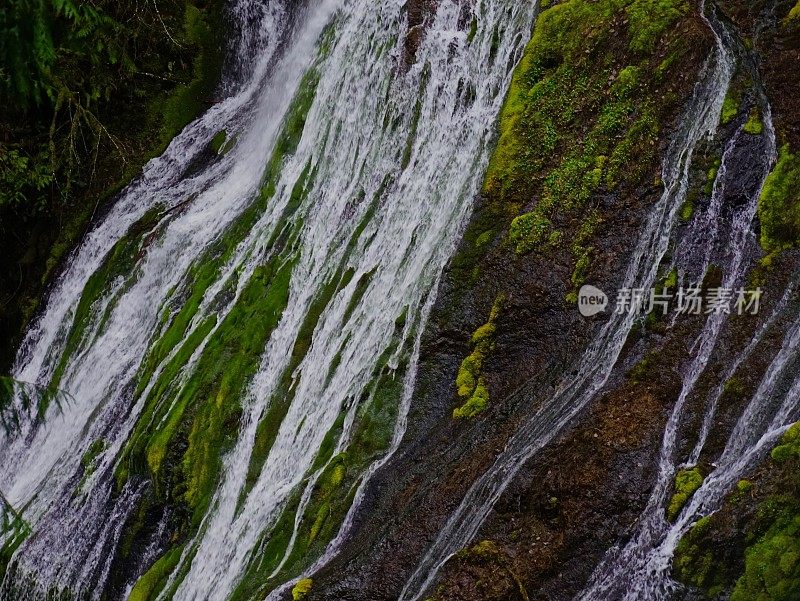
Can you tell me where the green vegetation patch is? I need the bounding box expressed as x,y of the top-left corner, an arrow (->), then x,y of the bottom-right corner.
128,546 -> 185,601
758,145 -> 800,253
480,0 -> 690,294
673,516 -> 729,597
772,422 -> 800,464
454,294 -> 505,418
292,578 -> 313,600
743,108 -> 764,135
667,467 -> 704,521
731,513 -> 800,601
721,91 -> 741,125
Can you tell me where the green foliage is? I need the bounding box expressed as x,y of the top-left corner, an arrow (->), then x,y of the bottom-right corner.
0,148 -> 54,210
758,145 -> 800,252
0,0 -> 127,108
156,4 -> 223,148
668,467 -> 703,521
1,494 -> 30,581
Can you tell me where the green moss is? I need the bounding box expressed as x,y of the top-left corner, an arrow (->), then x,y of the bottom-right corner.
481,0 -> 688,289
668,467 -> 704,521
730,479 -> 755,505
509,211 -> 551,255
705,158 -> 721,196
721,92 -> 740,125
626,0 -> 689,54
49,205 -> 164,395
723,376 -> 746,400
292,578 -> 313,600
731,514 -> 800,601
128,546 -> 184,601
771,422 -> 800,463
629,353 -> 655,383
679,198 -> 695,221
453,378 -> 489,419
229,325 -> 409,599
458,539 -> 501,560
673,516 -> 728,597
115,63 -> 321,511
758,145 -> 800,252
743,108 -> 764,135
453,294 -> 505,418
788,0 -> 800,22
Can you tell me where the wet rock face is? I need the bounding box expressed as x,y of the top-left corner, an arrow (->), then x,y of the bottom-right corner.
304,1 -> 715,599
402,0 -> 439,68
401,0 -> 473,68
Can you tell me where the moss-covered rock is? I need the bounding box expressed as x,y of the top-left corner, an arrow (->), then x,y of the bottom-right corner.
667,467 -> 704,521
731,514 -> 800,601
673,516 -> 728,597
292,578 -> 313,600
480,0 -> 691,297
758,145 -> 800,252
453,294 -> 505,419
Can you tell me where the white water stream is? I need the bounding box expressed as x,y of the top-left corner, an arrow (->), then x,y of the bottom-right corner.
0,0 -> 537,599
399,2 -> 737,599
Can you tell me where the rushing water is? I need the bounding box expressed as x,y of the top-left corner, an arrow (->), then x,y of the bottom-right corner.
577,59 -> 781,601
0,0 -> 537,598
398,2 -> 738,599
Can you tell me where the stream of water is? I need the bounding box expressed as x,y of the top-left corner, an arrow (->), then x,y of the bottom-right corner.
0,0 -> 537,598
399,2 -> 737,599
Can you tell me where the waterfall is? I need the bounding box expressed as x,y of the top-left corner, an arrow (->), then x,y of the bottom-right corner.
577,65 -> 782,601
398,2 -> 737,599
0,0 -> 537,598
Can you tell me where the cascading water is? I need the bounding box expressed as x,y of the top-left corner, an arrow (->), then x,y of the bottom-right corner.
0,0 -> 538,599
577,68 -> 781,601
398,2 -> 737,599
